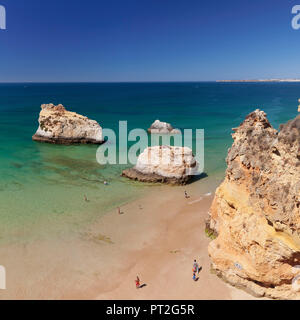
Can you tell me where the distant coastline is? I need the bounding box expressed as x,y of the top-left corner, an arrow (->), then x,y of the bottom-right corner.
216,79 -> 300,83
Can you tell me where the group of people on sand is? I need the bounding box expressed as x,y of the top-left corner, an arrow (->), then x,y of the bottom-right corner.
134,259 -> 201,290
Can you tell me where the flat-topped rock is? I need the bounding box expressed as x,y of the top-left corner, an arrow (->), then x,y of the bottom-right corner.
122,145 -> 198,185
32,103 -> 104,144
148,120 -> 181,134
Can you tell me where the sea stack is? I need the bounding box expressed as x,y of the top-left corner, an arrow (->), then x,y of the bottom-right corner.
32,103 -> 104,144
148,120 -> 181,134
208,109 -> 300,299
122,145 -> 198,184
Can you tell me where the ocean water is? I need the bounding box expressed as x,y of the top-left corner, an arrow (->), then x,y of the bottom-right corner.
0,82 -> 299,242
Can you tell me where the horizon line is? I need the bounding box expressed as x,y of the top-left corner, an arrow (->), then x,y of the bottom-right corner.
0,80 -> 218,84
1,79 -> 300,84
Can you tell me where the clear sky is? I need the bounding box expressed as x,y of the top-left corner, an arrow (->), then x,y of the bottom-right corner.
0,0 -> 299,82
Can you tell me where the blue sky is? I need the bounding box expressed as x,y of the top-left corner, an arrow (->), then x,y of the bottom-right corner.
0,0 -> 299,82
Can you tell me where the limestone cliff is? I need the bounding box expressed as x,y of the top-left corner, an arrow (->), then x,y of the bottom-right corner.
32,103 -> 103,144
122,145 -> 198,184
208,109 -> 300,299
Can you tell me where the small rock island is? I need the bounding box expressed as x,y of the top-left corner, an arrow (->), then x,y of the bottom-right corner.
148,120 -> 181,134
32,103 -> 104,144
122,145 -> 198,185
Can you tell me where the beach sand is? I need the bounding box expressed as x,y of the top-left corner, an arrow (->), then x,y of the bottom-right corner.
0,182 -> 259,300
93,185 -> 258,300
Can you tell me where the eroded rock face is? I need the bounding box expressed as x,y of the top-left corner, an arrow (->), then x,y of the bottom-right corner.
122,145 -> 198,184
32,104 -> 104,144
148,120 -> 181,134
208,109 -> 300,299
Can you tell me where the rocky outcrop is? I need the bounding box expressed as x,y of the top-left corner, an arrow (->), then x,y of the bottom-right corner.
208,109 -> 300,299
122,145 -> 198,185
148,120 -> 181,134
32,103 -> 104,144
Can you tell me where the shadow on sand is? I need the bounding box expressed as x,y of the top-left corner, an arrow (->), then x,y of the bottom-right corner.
189,172 -> 208,184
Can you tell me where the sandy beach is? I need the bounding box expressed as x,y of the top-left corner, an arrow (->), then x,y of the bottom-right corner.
93,184 -> 257,300
1,0 -> 299,304
0,180 -> 259,300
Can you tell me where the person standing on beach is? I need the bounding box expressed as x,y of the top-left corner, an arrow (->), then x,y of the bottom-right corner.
193,260 -> 199,274
184,191 -> 190,199
135,276 -> 140,289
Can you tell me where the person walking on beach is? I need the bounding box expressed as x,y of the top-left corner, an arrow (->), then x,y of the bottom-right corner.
193,259 -> 199,274
192,260 -> 201,281
135,276 -> 141,289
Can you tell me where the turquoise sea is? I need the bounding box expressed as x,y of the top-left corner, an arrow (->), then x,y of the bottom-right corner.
0,82 -> 299,243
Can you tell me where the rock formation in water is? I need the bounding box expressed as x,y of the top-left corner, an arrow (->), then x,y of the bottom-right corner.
208,109 -> 300,299
148,120 -> 181,134
32,103 -> 104,144
122,145 -> 198,184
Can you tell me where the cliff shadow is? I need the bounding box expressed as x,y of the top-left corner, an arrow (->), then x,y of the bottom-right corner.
189,172 -> 208,184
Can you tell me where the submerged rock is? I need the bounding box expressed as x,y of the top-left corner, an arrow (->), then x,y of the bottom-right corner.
32,103 -> 104,144
122,145 -> 198,185
208,109 -> 300,299
148,120 -> 181,134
